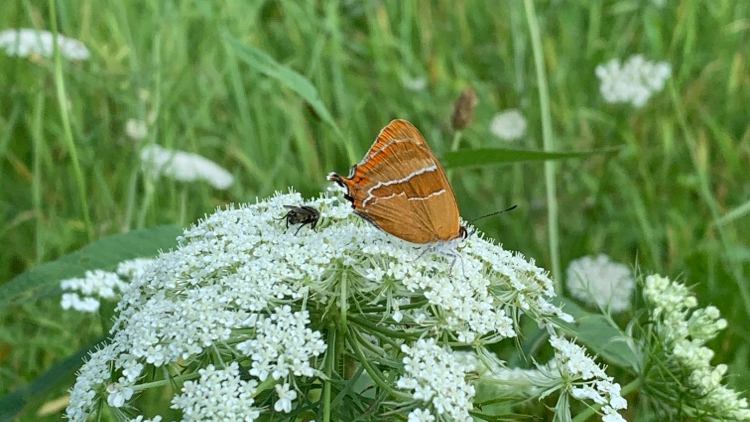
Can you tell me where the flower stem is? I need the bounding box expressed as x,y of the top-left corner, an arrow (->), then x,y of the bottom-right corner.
31,93 -> 44,262
323,326 -> 335,422
450,130 -> 464,153
523,0 -> 561,288
446,130 -> 463,180
346,328 -> 404,398
49,0 -> 94,241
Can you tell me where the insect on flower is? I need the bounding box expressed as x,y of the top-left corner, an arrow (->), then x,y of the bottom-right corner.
278,205 -> 321,235
327,119 -> 468,273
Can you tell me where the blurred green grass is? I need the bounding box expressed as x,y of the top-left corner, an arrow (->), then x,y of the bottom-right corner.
1,0 -> 749,420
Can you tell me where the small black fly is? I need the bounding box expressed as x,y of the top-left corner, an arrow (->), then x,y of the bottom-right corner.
278,205 -> 320,235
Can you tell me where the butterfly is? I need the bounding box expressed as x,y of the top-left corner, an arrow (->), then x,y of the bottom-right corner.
327,119 -> 466,268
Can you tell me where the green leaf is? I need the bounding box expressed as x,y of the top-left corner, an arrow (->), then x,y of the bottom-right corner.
0,225 -> 182,311
555,297 -> 639,370
727,246 -> 750,263
443,146 -> 620,168
0,338 -> 107,422
713,199 -> 750,227
223,35 -> 341,135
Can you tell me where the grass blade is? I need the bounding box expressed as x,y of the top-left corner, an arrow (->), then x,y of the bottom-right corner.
444,146 -> 620,168
223,35 -> 341,136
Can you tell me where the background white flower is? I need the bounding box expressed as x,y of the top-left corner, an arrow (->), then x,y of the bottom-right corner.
60,258 -> 154,313
60,270 -> 125,313
566,254 -> 634,312
642,275 -> 749,420
126,119 -> 148,141
0,28 -> 89,60
595,54 -> 671,107
489,109 -> 527,141
140,144 -> 234,190
402,75 -> 427,91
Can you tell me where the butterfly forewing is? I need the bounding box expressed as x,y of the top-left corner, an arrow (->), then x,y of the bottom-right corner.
329,119 -> 462,244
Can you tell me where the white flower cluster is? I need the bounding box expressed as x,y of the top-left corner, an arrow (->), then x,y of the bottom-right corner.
330,197 -> 570,346
489,109 -> 527,141
236,305 -> 326,382
66,343 -> 117,421
66,192 -> 333,421
171,362 -> 260,421
408,408 -> 436,422
595,54 -> 671,107
140,144 -> 234,190
60,258 -> 154,313
64,191 -> 617,420
0,28 -> 89,60
566,254 -> 634,312
537,336 -> 628,422
643,275 -> 749,420
397,338 -> 475,422
396,247 -> 517,343
359,226 -> 570,344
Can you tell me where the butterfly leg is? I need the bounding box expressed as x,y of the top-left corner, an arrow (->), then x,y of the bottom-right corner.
447,250 -> 465,277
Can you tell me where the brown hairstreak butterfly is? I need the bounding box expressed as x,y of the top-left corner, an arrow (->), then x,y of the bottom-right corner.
327,119 -> 467,270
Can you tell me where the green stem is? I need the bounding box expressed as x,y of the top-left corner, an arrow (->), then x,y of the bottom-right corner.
450,130 -> 463,152
136,178 -> 154,229
523,0 -> 560,288
31,93 -> 45,263
49,0 -> 93,241
179,189 -> 187,227
122,169 -> 138,231
339,271 -> 348,334
323,326 -> 335,422
446,131 -> 463,180
347,315 -> 420,341
345,328 -> 404,398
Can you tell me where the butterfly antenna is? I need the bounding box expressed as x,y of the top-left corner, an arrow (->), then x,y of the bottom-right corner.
469,205 -> 518,224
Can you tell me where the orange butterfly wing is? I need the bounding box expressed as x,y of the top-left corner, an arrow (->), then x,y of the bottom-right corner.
328,119 -> 462,243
